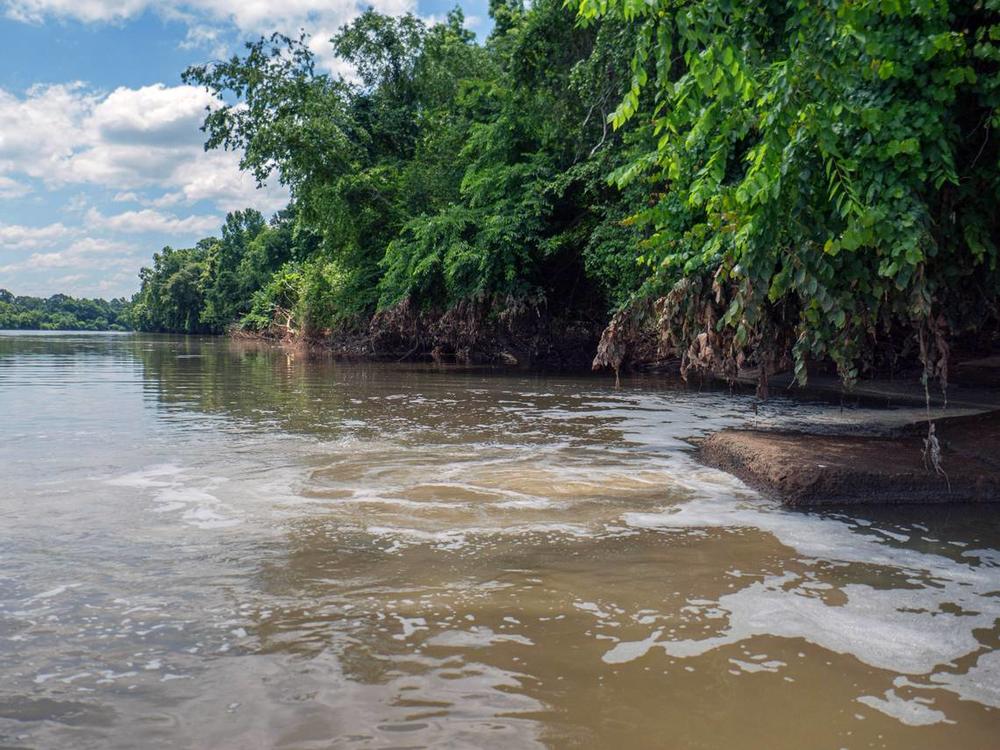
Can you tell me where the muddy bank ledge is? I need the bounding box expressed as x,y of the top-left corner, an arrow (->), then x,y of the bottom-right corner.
697,411 -> 1000,506
235,299 -> 605,371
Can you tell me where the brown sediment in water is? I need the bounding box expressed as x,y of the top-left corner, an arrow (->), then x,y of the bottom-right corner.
697,411 -> 1000,506
5,332 -> 1000,748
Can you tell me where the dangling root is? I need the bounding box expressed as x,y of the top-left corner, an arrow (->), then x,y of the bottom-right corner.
591,297 -> 656,380
922,421 -> 951,491
916,308 -> 951,487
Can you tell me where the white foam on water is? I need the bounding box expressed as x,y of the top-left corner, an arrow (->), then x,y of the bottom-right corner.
962,548 -> 1000,568
27,583 -> 80,602
393,616 -> 428,640
618,488 -> 1000,716
729,658 -> 785,674
653,573 -> 996,674
105,464 -> 185,489
426,626 -> 534,649
363,522 -> 593,550
624,496 -> 991,585
106,464 -> 240,529
182,505 -> 240,529
928,651 -> 1000,709
573,601 -> 613,619
602,629 -> 664,665
494,497 -> 561,510
857,690 -> 952,726
59,672 -> 90,684
343,494 -> 470,510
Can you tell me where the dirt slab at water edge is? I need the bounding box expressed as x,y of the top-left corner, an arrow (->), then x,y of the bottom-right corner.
696,411 -> 1000,506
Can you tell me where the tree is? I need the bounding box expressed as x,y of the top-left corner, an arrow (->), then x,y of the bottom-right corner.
574,0 -> 1000,387
130,246 -> 210,333
200,209 -> 267,330
136,2 -> 647,365
0,289 -> 131,331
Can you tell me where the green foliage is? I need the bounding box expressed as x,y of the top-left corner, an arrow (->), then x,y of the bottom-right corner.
131,0 -> 1000,381
200,209 -> 268,330
372,0 -> 644,315
0,290 -> 131,331
173,0 -> 641,337
574,0 -> 1000,383
130,210 -> 316,334
129,245 -> 211,334
297,257 -> 356,332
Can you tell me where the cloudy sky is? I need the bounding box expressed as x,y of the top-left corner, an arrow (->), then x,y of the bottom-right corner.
0,0 -> 488,299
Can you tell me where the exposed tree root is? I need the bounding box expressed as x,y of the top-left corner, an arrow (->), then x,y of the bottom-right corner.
367,294 -> 602,369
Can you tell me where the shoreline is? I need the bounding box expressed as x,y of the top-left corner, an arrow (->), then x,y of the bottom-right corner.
695,410 -> 1000,507
235,329 -> 1000,507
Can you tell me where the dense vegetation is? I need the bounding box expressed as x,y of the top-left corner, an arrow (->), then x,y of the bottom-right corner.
128,208 -> 320,334
130,0 -> 1000,383
131,1 -> 641,367
0,290 -> 130,331
579,0 -> 1000,391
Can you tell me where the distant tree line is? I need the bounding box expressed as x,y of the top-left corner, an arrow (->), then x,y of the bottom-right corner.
0,290 -> 131,331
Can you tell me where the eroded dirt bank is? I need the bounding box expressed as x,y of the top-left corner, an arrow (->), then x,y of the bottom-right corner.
697,411 -> 1000,506
238,299 -> 605,370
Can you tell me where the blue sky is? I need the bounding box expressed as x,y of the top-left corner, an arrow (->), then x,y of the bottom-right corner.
0,0 -> 489,299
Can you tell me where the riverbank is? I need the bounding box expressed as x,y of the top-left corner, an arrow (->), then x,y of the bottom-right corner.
235,328 -> 1000,506
697,410 -> 1000,506
232,303 -> 606,370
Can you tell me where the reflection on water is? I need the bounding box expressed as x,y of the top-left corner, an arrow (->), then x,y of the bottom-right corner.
0,331 -> 998,749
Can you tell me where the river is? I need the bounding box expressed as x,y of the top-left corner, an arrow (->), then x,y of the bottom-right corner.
1,331 -> 998,749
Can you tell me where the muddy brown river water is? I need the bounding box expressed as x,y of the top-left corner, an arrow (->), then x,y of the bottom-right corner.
1,331 -> 998,749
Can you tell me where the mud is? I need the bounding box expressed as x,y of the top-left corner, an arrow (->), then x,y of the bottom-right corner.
697,411 -> 1000,506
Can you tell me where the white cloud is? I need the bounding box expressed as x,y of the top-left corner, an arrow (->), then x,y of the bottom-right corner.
0,82 -> 94,176
86,207 -> 220,235
198,0 -> 414,31
0,82 -> 289,213
179,22 -> 229,59
88,83 -> 217,147
168,150 -> 289,211
0,235 -> 136,273
2,0 -> 419,70
65,237 -> 137,254
0,175 -> 31,198
64,193 -> 90,212
3,0 -> 149,23
0,221 -> 73,250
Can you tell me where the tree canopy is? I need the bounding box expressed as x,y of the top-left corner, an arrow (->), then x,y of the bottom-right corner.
577,0 -> 1000,388
125,0 -> 1000,381
0,290 -> 131,331
129,1 -> 642,366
